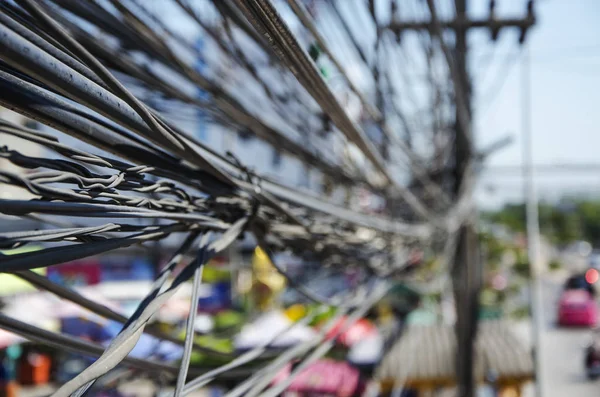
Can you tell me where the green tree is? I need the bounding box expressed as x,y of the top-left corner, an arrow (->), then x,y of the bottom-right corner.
479,232 -> 506,271
549,208 -> 581,245
484,199 -> 600,246
578,200 -> 600,245
483,204 -> 526,232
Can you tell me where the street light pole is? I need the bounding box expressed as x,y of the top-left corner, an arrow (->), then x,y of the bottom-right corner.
522,44 -> 544,397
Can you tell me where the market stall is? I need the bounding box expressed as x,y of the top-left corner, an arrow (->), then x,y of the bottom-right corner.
376,321 -> 534,396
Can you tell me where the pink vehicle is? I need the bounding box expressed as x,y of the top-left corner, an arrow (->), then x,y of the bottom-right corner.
558,289 -> 598,327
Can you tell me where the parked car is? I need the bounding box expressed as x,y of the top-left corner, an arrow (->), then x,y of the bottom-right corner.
558,289 -> 597,327
564,274 -> 596,297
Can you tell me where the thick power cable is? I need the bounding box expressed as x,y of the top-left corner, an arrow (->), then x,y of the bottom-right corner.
180,308 -> 322,395
229,0 -> 445,223
285,0 -> 381,121
12,269 -> 232,358
0,2 -> 487,393
0,314 -> 178,375
230,0 -> 391,184
51,219 -> 246,397
0,3 -> 470,233
174,234 -> 209,397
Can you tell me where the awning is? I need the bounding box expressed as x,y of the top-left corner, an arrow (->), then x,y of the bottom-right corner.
376,320 -> 534,391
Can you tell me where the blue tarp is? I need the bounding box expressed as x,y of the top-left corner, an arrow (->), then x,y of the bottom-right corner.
61,317 -> 182,361
102,321 -> 182,361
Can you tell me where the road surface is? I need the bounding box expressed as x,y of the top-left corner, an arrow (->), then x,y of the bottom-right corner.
539,274 -> 600,396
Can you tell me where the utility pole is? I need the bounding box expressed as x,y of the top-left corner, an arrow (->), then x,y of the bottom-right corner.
522,44 -> 545,397
386,2 -> 535,396
450,2 -> 481,397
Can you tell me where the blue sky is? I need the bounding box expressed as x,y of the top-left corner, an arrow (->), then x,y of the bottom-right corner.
473,0 -> 600,206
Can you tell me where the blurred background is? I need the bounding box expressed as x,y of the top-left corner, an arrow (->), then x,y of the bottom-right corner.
0,0 -> 599,397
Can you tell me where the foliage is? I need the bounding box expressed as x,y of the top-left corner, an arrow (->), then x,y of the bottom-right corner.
214,310 -> 245,330
514,247 -> 528,264
477,232 -> 531,321
548,259 -> 562,271
308,305 -> 337,327
482,204 -> 527,233
203,264 -> 231,283
514,261 -> 531,278
177,333 -> 234,366
430,291 -> 442,303
509,306 -> 530,320
483,198 -> 600,246
506,280 -> 524,296
480,288 -> 500,306
414,256 -> 439,281
480,232 -> 507,270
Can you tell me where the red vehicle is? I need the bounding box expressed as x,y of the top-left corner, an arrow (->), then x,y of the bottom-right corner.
558,289 -> 598,327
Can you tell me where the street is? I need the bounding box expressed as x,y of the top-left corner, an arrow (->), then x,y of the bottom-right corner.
540,274 -> 600,396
